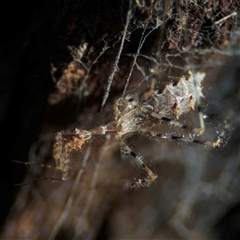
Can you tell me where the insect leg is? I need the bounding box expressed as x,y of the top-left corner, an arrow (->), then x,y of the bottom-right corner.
154,133 -> 221,147
116,136 -> 157,188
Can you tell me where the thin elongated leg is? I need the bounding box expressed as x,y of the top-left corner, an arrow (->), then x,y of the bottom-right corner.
141,78 -> 156,101
116,136 -> 157,188
174,120 -> 230,148
154,133 -> 221,147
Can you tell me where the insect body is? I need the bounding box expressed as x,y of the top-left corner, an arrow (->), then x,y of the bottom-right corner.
53,71 -> 220,188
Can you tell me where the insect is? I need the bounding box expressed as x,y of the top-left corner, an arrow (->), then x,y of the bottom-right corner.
53,71 -> 221,188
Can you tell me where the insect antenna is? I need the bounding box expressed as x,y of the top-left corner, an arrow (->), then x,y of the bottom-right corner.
12,160 -> 62,186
